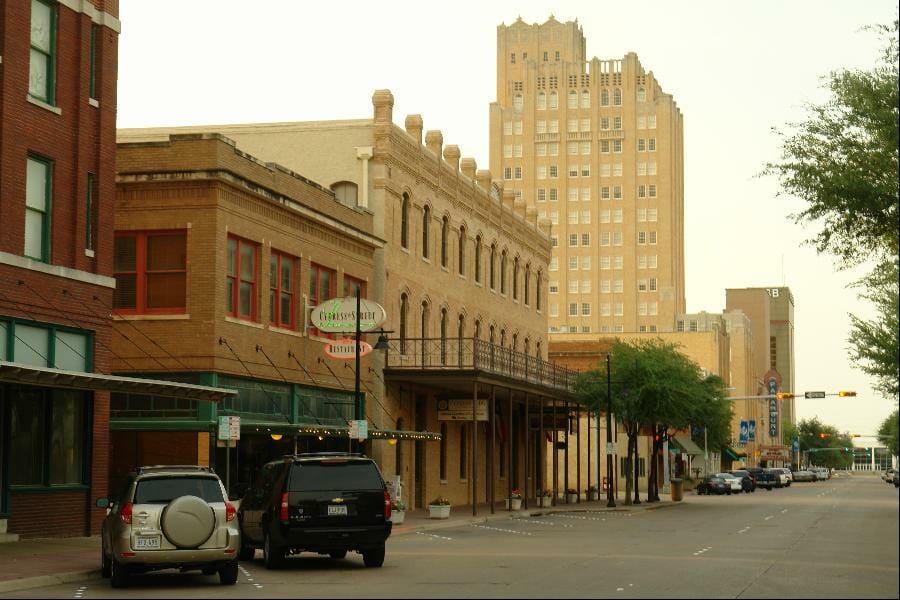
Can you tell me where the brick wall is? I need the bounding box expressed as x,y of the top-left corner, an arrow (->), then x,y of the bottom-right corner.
9,491 -> 91,538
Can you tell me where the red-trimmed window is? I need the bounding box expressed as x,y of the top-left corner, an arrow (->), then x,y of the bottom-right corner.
309,263 -> 336,338
270,250 -> 296,329
113,231 -> 187,314
343,275 -> 366,299
227,236 -> 259,320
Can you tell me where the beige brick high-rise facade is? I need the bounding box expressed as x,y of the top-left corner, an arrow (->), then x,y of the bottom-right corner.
489,16 -> 685,336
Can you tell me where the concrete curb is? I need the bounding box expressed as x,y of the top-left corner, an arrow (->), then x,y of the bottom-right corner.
0,569 -> 100,594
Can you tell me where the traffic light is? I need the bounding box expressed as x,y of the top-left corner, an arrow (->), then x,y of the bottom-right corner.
776,392 -> 794,400
819,432 -> 828,439
838,391 -> 857,397
851,434 -> 861,438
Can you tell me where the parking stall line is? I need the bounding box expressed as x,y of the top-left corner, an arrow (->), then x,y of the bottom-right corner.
470,523 -> 533,536
513,518 -> 574,528
415,531 -> 453,541
738,526 -> 751,534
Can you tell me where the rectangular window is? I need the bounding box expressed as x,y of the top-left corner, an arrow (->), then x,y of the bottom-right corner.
600,256 -> 611,270
504,167 -> 512,180
549,281 -> 559,294
25,155 -> 52,261
581,280 -> 591,293
637,209 -> 647,222
514,121 -> 523,135
613,186 -> 622,200
600,164 -> 611,177
568,280 -> 579,293
581,303 -> 591,316
581,257 -> 591,270
649,161 -> 658,175
89,25 -> 99,100
639,303 -> 647,316
613,209 -> 623,223
614,303 -> 624,316
613,116 -> 622,130
580,119 -> 590,132
638,139 -> 646,152
270,251 -> 297,329
638,185 -> 646,199
550,234 -> 558,247
613,231 -> 623,246
614,256 -> 624,270
549,188 -> 558,202
600,140 -> 610,153
227,236 -> 258,320
549,257 -> 559,271
649,302 -> 658,316
568,188 -> 578,202
601,117 -> 609,130
614,280 -> 624,293
638,255 -> 647,269
581,188 -> 590,201
638,279 -> 648,292
549,120 -> 559,133
549,165 -> 558,178
514,144 -> 522,157
648,115 -> 657,129
568,165 -> 578,178
536,143 -> 547,156
569,303 -> 578,317
536,121 -> 546,134
600,232 -> 610,246
649,231 -> 658,244
568,257 -> 578,270
648,255 -> 658,268
568,211 -> 578,225
29,0 -> 56,103
637,116 -> 646,129
114,231 -> 187,314
581,165 -> 590,177
581,210 -> 590,224
309,263 -> 337,337
638,231 -> 647,245
601,187 -> 610,200
648,208 -> 658,221
568,233 -> 578,247
649,278 -> 658,292
613,140 -> 622,154
537,188 -> 546,202
503,122 -> 513,135
613,163 -> 623,177
581,233 -> 590,246
567,142 -> 578,155
580,142 -> 591,155
648,138 -> 657,151
600,279 -> 611,293
601,303 -> 611,316
537,166 -> 546,180
514,166 -> 522,179
649,184 -> 657,198
503,145 -> 512,158
549,211 -> 558,224
549,304 -> 559,317
567,119 -> 578,133
85,173 -> 96,252
549,143 -> 559,156
638,162 -> 647,176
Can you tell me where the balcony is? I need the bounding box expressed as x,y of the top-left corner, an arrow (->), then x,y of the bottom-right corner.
384,337 -> 577,396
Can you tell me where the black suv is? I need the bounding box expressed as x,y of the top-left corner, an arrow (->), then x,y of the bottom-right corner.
236,453 -> 392,569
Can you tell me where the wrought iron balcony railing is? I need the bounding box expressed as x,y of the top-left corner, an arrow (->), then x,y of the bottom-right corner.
384,337 -> 576,393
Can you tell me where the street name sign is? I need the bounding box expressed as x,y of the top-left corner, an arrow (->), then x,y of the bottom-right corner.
348,419 -> 368,440
804,391 -> 826,399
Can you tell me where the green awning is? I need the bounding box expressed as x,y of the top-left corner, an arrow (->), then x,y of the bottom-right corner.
723,447 -> 748,461
672,435 -> 704,456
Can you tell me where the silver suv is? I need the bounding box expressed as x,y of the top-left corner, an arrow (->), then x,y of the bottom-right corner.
97,466 -> 240,588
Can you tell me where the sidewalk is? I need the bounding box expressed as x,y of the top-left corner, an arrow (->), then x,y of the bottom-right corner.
0,494 -> 681,593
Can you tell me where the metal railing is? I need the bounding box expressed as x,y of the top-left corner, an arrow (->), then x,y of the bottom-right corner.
384,337 -> 576,393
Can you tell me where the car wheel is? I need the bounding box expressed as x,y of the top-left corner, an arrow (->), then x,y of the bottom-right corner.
362,545 -> 385,568
263,532 -> 283,569
238,544 -> 256,561
100,544 -> 111,579
110,558 -> 129,589
329,549 -> 348,560
726,490 -> 731,495
219,559 -> 239,585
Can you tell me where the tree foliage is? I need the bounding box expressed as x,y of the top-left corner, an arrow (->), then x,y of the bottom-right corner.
876,409 -> 898,457
848,260 -> 900,398
797,417 -> 854,470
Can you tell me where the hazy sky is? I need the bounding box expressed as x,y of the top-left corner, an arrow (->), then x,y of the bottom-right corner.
116,0 -> 898,439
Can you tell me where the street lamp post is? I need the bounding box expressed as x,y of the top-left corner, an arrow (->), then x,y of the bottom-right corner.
605,353 -> 615,508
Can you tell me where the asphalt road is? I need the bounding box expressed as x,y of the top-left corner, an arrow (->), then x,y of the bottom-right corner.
4,473 -> 897,599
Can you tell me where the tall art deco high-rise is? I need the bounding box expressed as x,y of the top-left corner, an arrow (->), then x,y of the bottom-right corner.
490,17 -> 685,334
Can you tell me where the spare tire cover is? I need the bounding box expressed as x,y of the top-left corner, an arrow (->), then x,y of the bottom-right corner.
161,495 -> 216,548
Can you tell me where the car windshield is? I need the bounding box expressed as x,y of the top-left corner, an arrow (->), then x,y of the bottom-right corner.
709,477 -> 723,483
133,476 -> 224,504
289,461 -> 384,492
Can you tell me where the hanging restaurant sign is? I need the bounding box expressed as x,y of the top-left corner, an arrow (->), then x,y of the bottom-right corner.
323,338 -> 373,360
311,297 -> 387,333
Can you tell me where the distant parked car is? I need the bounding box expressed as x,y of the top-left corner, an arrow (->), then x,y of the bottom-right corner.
791,469 -> 816,482
715,473 -> 743,494
765,468 -> 789,488
696,476 -> 730,495
729,470 -> 756,493
754,471 -> 777,490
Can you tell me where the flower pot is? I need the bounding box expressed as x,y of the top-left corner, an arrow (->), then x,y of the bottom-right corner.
588,491 -> 599,501
504,498 -> 510,510
566,493 -> 579,504
428,504 -> 450,519
392,510 -> 406,525
510,498 -> 522,510
541,496 -> 553,508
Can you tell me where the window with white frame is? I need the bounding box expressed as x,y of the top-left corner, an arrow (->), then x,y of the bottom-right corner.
549,303 -> 558,317
613,231 -> 623,246
549,234 -> 557,247
601,117 -> 609,130
582,303 -> 591,316
613,186 -> 622,199
638,255 -> 647,269
638,231 -> 647,245
601,187 -> 610,200
600,256 -> 611,270
581,279 -> 591,293
514,189 -> 523,201
567,188 -> 578,202
614,256 -> 623,269
649,184 -> 657,198
600,303 -> 611,316
639,303 -> 647,316
568,233 -> 578,247
568,211 -> 578,224
649,161 -> 657,175
638,279 -> 648,292
648,208 -> 658,221
638,185 -> 646,199
536,120 -> 547,134
638,139 -> 646,152
504,167 -> 512,180
549,120 -> 559,133
514,166 -> 522,179
601,210 -> 610,223
638,162 -> 647,176
613,209 -> 623,223
600,232 -> 610,246
514,121 -> 523,135
649,278 -> 657,291
601,89 -> 609,106
550,143 -> 559,156
601,279 -> 611,293
637,208 -> 647,222
537,188 -> 546,202
537,166 -> 546,180
637,87 -> 646,102
581,257 -> 591,270
581,187 -> 590,201
568,142 -> 578,155
580,142 -> 591,155
569,303 -> 578,317
601,164 -> 611,177
600,140 -> 610,154
549,188 -> 558,202
649,231 -> 657,244
550,165 -> 558,178
614,325 -> 624,333
581,165 -> 590,177
550,257 -> 559,270
514,144 -> 522,157
637,116 -> 646,129
648,115 -> 657,129
648,138 -> 656,151
549,211 -> 558,224
613,88 -> 622,105
613,116 -> 622,130
537,93 -> 547,111
648,255 -> 658,268
581,90 -> 590,108
613,163 -> 623,176
581,210 -> 590,224
568,165 -> 578,178
504,145 -> 513,158
549,281 -> 559,294
568,256 -> 578,270
568,280 -> 579,293
567,119 -> 578,133
537,144 -> 547,156
614,279 -> 624,293
580,119 -> 590,132
504,121 -> 513,135
581,233 -> 590,246
613,140 -> 622,153
649,302 -> 658,315
513,94 -> 524,112
568,90 -> 578,109
614,302 -> 624,316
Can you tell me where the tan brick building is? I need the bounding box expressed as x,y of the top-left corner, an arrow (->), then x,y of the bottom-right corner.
110,133 -> 384,492
490,16 -> 685,337
118,90 -> 580,513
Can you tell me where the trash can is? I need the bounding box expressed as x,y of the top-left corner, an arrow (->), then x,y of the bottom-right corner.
670,478 -> 684,502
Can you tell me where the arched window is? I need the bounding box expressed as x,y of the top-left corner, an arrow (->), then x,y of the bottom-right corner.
524,264 -> 531,306
440,216 -> 449,268
400,193 -> 410,249
500,250 -> 508,295
440,308 -> 448,364
613,88 -> 622,106
475,236 -> 482,283
637,87 -> 646,102
399,293 -> 409,354
536,270 -> 542,310
331,181 -> 358,207
567,90 -> 578,109
489,244 -> 497,290
513,93 -> 523,112
422,206 -> 431,259
512,333 -> 518,352
512,257 -> 519,300
537,91 -> 546,110
524,337 -> 530,356
581,90 -> 590,108
474,319 -> 482,340
549,91 -> 558,110
489,325 -> 495,345
458,225 -> 466,275
457,314 -> 465,365
500,329 -> 507,348
601,89 -> 609,106
536,340 -> 542,359
421,300 -> 430,338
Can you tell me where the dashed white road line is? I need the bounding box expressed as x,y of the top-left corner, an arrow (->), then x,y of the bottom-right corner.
416,531 -> 453,541
73,585 -> 87,599
781,509 -> 789,514
738,526 -> 751,534
692,546 -> 712,556
764,515 -> 774,521
551,513 -> 608,522
514,518 -> 574,527
470,523 -> 533,536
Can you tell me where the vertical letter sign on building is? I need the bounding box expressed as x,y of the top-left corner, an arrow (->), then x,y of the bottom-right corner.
767,378 -> 778,438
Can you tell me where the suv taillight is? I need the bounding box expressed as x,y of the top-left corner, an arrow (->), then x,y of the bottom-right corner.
225,501 -> 236,522
383,490 -> 391,520
120,502 -> 133,525
280,492 -> 289,524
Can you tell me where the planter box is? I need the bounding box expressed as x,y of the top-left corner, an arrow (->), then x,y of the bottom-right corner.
588,491 -> 599,501
510,498 -> 522,510
566,493 -> 579,504
541,496 -> 553,508
429,504 -> 451,519
392,510 -> 406,525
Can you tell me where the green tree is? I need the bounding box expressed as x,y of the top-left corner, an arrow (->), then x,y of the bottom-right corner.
798,418 -> 854,470
876,409 -> 898,457
766,21 -> 899,398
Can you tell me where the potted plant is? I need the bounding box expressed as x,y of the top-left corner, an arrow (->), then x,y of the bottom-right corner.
391,499 -> 406,525
509,489 -> 523,510
541,489 -> 553,507
566,488 -> 579,503
428,496 -> 451,519
587,485 -> 599,501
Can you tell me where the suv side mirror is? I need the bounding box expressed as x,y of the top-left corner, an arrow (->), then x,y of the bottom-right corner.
95,498 -> 112,509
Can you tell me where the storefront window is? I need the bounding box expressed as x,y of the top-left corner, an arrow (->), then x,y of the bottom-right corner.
9,390 -> 45,485
50,391 -> 85,484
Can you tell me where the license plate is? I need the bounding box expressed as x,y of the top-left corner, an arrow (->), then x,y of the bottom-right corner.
134,535 -> 160,549
327,505 -> 348,516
